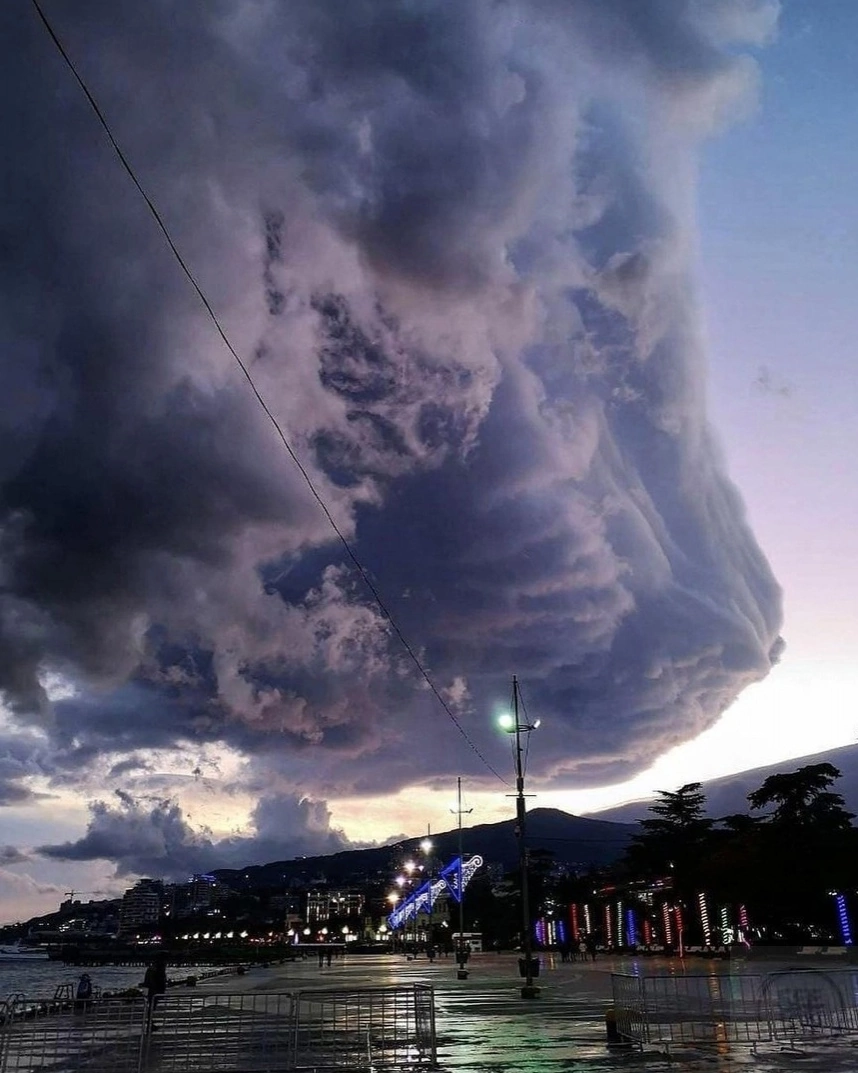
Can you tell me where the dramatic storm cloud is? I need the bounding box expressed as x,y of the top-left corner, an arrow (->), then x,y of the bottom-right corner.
1,0 -> 782,834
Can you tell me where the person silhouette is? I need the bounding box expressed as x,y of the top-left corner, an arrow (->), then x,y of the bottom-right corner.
74,973 -> 93,1014
143,954 -> 168,1030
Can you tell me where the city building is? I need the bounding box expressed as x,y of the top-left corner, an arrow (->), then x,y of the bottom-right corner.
118,880 -> 162,936
172,874 -> 229,918
306,889 -> 365,923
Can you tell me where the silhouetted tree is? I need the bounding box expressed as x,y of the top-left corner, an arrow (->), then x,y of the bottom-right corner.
667,765 -> 856,941
624,783 -> 713,899
738,763 -> 858,939
748,763 -> 854,830
699,813 -> 763,914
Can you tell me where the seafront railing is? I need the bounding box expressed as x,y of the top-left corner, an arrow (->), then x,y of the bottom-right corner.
0,992 -> 146,1072
290,985 -> 436,1068
0,983 -> 436,1071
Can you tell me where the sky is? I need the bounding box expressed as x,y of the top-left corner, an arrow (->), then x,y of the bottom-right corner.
0,0 -> 855,924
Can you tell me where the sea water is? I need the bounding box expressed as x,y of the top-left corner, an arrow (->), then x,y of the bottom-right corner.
0,958 -> 218,999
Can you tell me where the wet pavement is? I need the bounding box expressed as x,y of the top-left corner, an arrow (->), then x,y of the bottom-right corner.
197,951 -> 858,1071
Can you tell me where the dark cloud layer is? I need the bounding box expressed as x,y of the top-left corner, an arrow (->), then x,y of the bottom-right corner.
38,791 -> 353,879
0,730 -> 55,804
0,846 -> 30,866
1,0 -> 781,827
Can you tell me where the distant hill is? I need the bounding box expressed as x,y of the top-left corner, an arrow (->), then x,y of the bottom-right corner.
213,807 -> 637,890
589,743 -> 858,825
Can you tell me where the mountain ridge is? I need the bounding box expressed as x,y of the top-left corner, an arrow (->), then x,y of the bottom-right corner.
212,807 -> 637,888
588,742 -> 858,824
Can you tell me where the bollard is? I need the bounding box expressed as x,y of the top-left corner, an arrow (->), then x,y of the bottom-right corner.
605,1006 -> 632,1048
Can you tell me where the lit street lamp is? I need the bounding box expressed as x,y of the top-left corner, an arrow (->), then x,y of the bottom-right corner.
421,836 -> 434,955
451,776 -> 473,980
499,674 -> 541,999
401,861 -> 417,950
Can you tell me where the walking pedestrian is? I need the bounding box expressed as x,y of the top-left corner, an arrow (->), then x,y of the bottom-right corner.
143,954 -> 168,1030
74,973 -> 93,1014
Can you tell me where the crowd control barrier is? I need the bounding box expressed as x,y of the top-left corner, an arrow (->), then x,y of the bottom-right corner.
611,967 -> 858,1055
0,983 -> 436,1072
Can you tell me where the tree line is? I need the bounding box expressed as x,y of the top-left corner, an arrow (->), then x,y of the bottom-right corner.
617,762 -> 858,942
460,763 -> 858,948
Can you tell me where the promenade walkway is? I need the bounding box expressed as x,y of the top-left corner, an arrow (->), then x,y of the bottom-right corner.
7,951 -> 858,1070
196,950 -> 858,1071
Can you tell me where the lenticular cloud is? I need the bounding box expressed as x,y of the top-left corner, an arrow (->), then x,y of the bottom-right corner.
0,0 -> 782,802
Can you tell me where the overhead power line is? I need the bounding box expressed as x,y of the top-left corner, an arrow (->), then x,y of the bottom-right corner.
30,0 -> 509,786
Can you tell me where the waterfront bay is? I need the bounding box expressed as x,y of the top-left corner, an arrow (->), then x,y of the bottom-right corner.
0,958 -> 222,998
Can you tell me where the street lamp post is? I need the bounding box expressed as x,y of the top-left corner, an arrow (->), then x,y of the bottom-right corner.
403,860 -> 416,951
499,674 -> 541,1000
420,835 -> 434,956
386,891 -> 400,950
452,776 -> 473,980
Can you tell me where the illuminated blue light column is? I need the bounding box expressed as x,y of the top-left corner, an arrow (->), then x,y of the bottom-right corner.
625,908 -> 637,948
835,893 -> 853,945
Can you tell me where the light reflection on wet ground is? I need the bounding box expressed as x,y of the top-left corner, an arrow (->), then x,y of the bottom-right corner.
197,951 -> 858,1071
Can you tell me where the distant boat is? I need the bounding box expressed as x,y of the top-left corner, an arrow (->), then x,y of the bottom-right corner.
0,944 -> 49,961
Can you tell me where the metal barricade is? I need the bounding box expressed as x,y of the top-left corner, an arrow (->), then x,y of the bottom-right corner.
641,972 -> 771,1048
764,969 -> 858,1043
141,991 -> 296,1071
611,974 -> 646,1045
0,985 -> 436,1072
0,993 -> 147,1073
290,984 -> 436,1069
610,968 -> 858,1055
